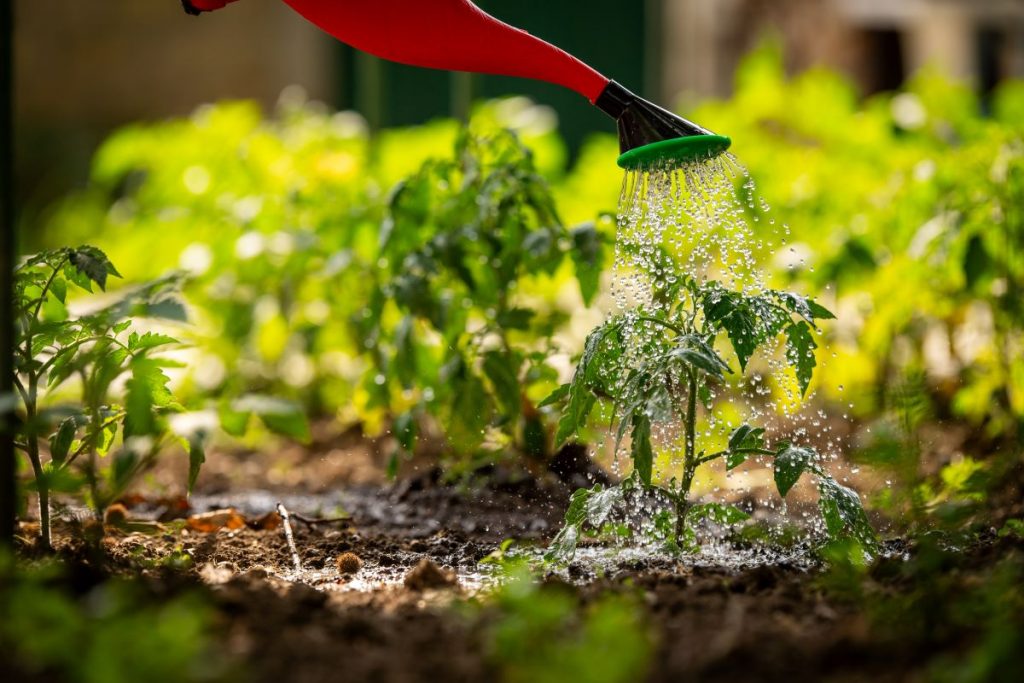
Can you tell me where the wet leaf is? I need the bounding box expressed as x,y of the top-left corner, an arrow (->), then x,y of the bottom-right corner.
774,444 -> 815,497
688,503 -> 750,525
631,414 -> 653,486
818,476 -> 877,551
49,417 -> 77,466
785,321 -> 817,396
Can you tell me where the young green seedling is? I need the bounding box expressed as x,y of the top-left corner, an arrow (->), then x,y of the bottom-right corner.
13,247 -> 194,547
547,272 -> 876,559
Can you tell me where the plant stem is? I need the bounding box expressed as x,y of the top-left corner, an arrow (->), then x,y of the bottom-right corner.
674,368 -> 698,544
633,315 -> 686,337
24,403 -> 50,549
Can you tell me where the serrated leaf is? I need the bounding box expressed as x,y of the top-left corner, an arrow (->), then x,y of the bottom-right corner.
124,357 -> 173,437
585,485 -> 625,528
818,477 -> 877,551
546,524 -> 580,562
631,413 -> 653,486
49,417 -> 77,466
127,331 -> 178,352
774,445 -> 815,496
69,246 -> 118,291
703,291 -> 759,370
785,321 -> 818,396
538,383 -> 569,409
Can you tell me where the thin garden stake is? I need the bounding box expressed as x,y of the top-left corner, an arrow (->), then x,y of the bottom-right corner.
0,0 -> 17,549
276,502 -> 302,573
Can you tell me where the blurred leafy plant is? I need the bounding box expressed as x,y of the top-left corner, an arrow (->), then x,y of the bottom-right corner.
359,130 -> 605,469
13,246 -> 196,547
481,570 -> 652,683
0,555 -> 228,683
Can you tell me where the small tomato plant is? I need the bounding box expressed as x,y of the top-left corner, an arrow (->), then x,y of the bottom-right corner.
359,130 -> 605,471
13,246 -> 200,547
548,273 -> 876,559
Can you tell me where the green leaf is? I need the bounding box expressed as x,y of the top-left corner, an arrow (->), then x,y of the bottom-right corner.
726,424 -> 766,470
774,445 -> 815,497
124,357 -> 173,437
728,424 -> 766,451
482,350 -> 521,421
187,436 -> 205,495
496,307 -> 535,330
703,290 -> 759,370
445,371 -> 490,452
393,411 -> 417,452
218,403 -> 250,437
807,300 -> 836,321
127,331 -> 178,352
538,383 -> 570,409
69,246 -> 119,292
963,234 -> 992,289
546,487 -> 595,561
671,342 -> 729,380
393,316 -> 417,389
818,477 -> 877,551
50,277 -> 67,305
570,224 -> 604,306
631,414 -> 653,486
585,485 -> 625,528
688,503 -> 750,526
785,321 -> 818,396
231,395 -> 310,442
49,417 -> 77,466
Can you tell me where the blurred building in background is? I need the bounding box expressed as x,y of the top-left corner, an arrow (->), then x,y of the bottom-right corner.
13,0 -> 1024,209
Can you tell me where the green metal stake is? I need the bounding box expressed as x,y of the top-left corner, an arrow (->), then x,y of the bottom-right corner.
0,0 -> 17,549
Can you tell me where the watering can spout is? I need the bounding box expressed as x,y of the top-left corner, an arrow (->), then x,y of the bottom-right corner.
182,0 -> 730,168
595,81 -> 731,169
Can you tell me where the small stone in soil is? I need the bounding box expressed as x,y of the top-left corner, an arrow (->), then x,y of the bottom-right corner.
404,558 -> 457,591
336,552 -> 363,575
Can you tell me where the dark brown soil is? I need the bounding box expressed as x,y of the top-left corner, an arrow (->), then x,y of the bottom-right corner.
11,437 -> 1023,683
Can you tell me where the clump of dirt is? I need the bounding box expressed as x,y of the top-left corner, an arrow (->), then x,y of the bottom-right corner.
404,558 -> 458,591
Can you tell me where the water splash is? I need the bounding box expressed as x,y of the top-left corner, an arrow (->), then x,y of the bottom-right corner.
604,153 -> 849,536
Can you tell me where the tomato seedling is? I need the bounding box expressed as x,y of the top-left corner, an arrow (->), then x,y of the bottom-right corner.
547,272 -> 876,559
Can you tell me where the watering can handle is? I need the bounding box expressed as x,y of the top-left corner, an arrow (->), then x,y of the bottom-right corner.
182,0 -> 611,103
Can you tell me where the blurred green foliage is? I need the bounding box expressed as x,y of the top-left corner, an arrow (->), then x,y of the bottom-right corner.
35,45 -> 1024,485
0,555 -> 229,683
480,570 -> 652,683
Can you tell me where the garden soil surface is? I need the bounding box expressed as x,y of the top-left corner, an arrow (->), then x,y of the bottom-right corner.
16,431 -> 1024,683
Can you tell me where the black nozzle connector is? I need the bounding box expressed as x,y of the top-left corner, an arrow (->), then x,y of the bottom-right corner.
181,0 -> 202,15
595,81 -> 715,155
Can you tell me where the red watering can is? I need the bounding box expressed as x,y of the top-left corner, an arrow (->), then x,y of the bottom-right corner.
182,0 -> 730,168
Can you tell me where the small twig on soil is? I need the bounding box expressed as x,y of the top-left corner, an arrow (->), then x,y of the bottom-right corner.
289,512 -> 350,527
276,503 -> 302,573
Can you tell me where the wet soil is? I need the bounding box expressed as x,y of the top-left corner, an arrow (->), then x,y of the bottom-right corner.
12,439 -> 1024,683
